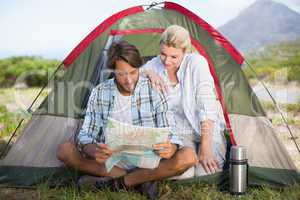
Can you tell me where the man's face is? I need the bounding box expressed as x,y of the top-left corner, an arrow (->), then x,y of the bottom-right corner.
159,43 -> 185,71
114,59 -> 139,95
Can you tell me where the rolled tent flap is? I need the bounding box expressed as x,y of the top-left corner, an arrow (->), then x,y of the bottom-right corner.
230,114 -> 299,185
0,115 -> 81,186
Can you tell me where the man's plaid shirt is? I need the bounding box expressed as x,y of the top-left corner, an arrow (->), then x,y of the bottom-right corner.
77,76 -> 182,150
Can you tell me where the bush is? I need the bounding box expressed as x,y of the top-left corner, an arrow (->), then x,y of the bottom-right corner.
0,56 -> 60,87
261,101 -> 276,111
244,39 -> 300,83
284,103 -> 300,113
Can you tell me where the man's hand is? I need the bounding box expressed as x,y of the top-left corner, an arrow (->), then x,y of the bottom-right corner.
153,140 -> 177,159
94,143 -> 113,164
198,143 -> 220,174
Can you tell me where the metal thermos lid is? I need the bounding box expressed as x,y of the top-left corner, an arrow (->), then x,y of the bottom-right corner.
230,145 -> 247,160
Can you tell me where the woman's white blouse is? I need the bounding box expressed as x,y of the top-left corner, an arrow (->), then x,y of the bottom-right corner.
166,81 -> 195,141
143,53 -> 226,144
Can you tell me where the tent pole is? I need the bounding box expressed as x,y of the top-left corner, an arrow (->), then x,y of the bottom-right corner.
27,62 -> 64,113
0,119 -> 24,158
0,62 -> 64,159
244,59 -> 300,154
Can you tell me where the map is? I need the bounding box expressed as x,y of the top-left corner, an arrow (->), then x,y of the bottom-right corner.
104,117 -> 170,172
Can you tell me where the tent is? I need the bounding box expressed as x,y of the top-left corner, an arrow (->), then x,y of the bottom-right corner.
0,1 -> 299,187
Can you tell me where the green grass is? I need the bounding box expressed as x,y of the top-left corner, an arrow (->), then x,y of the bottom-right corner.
260,100 -> 300,130
0,88 -> 48,138
285,103 -> 300,113
261,100 -> 300,115
1,182 -> 296,200
2,181 -> 300,199
0,88 -> 48,154
0,105 -> 23,138
0,87 -> 48,109
261,100 -> 276,111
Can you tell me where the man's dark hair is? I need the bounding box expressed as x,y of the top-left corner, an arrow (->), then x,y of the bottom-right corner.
107,41 -> 143,70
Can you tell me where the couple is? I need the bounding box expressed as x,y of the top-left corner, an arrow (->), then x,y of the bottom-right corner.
57,25 -> 226,196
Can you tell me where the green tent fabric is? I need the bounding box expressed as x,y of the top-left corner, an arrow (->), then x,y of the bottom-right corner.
0,2 -> 299,187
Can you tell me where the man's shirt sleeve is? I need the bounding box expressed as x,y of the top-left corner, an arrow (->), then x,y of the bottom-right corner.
76,87 -> 103,151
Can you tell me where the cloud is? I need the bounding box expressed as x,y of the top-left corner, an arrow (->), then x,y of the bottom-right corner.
274,0 -> 300,12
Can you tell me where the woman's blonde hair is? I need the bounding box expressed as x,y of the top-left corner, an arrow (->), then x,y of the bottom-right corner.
160,25 -> 191,52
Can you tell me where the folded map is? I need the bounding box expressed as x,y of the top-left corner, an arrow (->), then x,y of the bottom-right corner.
104,117 -> 170,172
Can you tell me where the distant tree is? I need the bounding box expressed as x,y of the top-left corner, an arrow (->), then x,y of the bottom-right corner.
0,56 -> 60,87
244,38 -> 300,83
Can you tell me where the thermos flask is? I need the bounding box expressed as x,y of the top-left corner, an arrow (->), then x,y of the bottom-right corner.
230,145 -> 248,195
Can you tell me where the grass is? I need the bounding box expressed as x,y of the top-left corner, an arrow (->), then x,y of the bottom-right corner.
261,100 -> 300,115
271,116 -> 300,127
0,88 -> 48,138
0,105 -> 22,138
1,181 -> 300,200
0,87 -> 48,112
0,88 -> 48,154
285,103 -> 300,113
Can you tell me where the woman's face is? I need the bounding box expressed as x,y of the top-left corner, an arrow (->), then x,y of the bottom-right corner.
159,43 -> 185,71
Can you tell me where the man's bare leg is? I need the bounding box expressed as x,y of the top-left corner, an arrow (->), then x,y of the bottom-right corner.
124,147 -> 197,187
57,142 -> 126,178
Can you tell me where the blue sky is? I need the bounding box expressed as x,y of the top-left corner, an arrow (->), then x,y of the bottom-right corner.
1,0 -> 299,60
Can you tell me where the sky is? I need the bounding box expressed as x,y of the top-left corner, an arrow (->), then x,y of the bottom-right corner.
1,0 -> 300,60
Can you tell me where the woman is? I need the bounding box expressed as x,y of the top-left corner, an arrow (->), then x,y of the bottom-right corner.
142,25 -> 227,177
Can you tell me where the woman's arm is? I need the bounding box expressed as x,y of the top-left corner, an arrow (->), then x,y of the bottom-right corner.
192,54 -> 220,174
198,120 -> 220,174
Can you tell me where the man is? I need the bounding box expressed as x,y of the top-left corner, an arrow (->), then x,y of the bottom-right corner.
57,41 -> 197,196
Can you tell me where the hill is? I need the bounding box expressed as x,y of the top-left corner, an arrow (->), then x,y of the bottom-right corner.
219,0 -> 300,53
